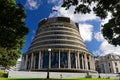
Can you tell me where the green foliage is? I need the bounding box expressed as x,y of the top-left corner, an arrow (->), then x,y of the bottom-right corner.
0,70 -> 8,78
62,0 -> 120,46
0,0 -> 29,68
0,47 -> 20,69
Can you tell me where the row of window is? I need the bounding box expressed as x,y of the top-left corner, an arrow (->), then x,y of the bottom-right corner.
39,24 -> 79,32
33,34 -> 83,45
32,35 -> 83,45
97,62 -> 120,73
26,52 -> 90,69
30,40 -> 86,49
36,31 -> 79,39
38,27 -> 79,34
29,45 -> 88,52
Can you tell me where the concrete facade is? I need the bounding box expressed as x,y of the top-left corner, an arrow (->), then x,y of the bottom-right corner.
8,71 -> 120,79
22,17 -> 96,73
96,53 -> 120,73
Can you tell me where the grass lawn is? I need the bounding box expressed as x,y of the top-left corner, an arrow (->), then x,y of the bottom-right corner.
0,78 -> 117,80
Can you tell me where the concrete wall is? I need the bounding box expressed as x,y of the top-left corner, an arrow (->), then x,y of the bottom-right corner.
8,71 -> 120,79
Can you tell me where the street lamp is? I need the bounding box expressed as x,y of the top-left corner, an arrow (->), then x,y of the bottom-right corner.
47,48 -> 51,79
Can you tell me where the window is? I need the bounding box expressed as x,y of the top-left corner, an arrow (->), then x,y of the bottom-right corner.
109,63 -> 110,66
116,68 -> 119,73
71,53 -> 76,68
115,62 -> 117,66
88,62 -> 90,70
79,54 -> 83,69
35,53 -> 39,69
42,53 -> 49,68
60,52 -> 68,68
51,52 -> 59,68
109,68 -> 111,73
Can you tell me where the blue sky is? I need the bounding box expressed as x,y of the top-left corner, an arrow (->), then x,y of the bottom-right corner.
16,0 -> 120,56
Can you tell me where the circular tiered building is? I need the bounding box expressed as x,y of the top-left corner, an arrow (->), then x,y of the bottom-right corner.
22,17 -> 96,73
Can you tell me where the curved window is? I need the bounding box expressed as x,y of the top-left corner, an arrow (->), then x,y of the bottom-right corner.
51,52 -> 59,68
42,52 -> 49,68
32,35 -> 83,44
71,53 -> 76,68
60,52 -> 68,68
29,45 -> 88,52
39,27 -> 79,33
79,54 -> 83,69
29,41 -> 86,50
35,53 -> 39,69
33,36 -> 82,43
38,31 -> 79,37
34,40 -> 84,46
39,25 -> 79,32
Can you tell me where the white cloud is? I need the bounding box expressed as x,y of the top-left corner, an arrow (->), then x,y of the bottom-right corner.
94,32 -> 104,42
79,24 -> 93,42
49,2 -> 120,56
50,6 -> 99,22
48,0 -> 63,4
25,0 -> 41,10
100,40 -> 120,55
101,12 -> 112,26
49,5 -> 99,42
94,32 -> 120,55
48,0 -> 57,3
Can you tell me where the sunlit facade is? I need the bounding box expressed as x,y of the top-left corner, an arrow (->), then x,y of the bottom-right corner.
22,17 -> 96,73
96,53 -> 120,73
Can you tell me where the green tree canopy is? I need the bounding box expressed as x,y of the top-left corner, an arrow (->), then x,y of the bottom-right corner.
0,0 -> 28,68
62,0 -> 120,46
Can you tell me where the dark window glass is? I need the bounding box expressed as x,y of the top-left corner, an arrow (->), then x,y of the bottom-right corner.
30,45 -> 87,52
39,31 -> 79,37
109,63 -> 110,66
116,68 -> 118,72
71,53 -> 76,68
115,62 -> 117,66
60,52 -> 68,68
109,68 -> 111,73
88,62 -> 90,70
79,54 -> 83,69
43,53 -> 49,68
51,52 -> 59,68
57,17 -> 70,22
35,53 -> 39,69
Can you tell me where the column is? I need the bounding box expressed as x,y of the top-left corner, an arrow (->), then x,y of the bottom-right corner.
75,53 -> 77,69
30,53 -> 33,69
68,50 -> 71,68
33,54 -> 35,69
40,53 -> 43,68
49,51 -> 51,69
81,53 -> 84,69
91,56 -> 95,70
38,51 -> 41,69
25,54 -> 28,70
77,52 -> 80,69
89,55 -> 91,70
84,53 -> 88,70
59,50 -> 60,68
21,55 -> 25,70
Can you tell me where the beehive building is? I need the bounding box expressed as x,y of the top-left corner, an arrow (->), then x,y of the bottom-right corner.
22,17 -> 96,73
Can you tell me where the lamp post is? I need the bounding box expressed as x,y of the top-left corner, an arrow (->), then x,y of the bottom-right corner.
47,48 -> 51,79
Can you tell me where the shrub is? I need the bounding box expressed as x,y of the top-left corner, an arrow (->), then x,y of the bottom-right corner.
0,70 -> 8,78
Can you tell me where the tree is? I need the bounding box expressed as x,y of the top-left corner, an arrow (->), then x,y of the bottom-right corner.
62,0 -> 120,46
0,0 -> 29,69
